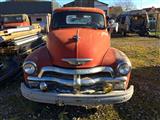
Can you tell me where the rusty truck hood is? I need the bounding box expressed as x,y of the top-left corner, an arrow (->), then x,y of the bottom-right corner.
47,28 -> 110,68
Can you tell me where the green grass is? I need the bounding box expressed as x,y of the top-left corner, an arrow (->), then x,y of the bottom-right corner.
111,37 -> 160,67
0,36 -> 160,120
149,31 -> 160,36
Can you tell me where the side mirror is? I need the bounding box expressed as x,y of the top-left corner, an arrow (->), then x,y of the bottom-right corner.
108,19 -> 119,33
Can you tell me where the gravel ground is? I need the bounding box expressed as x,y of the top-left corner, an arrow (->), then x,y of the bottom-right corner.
0,36 -> 159,120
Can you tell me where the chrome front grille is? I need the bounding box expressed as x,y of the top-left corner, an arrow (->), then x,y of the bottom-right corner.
27,66 -> 127,93
42,71 -> 113,81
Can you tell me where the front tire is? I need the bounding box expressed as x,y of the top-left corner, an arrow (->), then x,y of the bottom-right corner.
0,56 -> 19,82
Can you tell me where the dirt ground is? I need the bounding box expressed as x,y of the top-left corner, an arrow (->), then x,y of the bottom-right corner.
0,36 -> 159,120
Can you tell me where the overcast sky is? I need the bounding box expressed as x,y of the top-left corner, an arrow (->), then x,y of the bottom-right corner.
0,0 -> 160,9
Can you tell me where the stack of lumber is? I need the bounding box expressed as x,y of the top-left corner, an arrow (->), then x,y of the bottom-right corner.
0,25 -> 41,43
0,24 -> 43,55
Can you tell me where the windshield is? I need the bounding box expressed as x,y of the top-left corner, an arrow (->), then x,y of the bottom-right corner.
52,11 -> 105,29
3,15 -> 23,23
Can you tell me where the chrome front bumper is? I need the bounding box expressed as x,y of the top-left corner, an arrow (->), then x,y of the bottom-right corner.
28,76 -> 127,87
21,83 -> 134,105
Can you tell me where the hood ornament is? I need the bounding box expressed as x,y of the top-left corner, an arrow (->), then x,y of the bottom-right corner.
62,58 -> 92,66
73,29 -> 80,42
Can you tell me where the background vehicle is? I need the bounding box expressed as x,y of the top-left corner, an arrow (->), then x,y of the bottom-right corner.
21,7 -> 133,106
0,14 -> 30,30
116,10 -> 149,36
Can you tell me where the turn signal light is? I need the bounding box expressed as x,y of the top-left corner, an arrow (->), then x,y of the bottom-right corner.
40,82 -> 48,92
103,83 -> 113,93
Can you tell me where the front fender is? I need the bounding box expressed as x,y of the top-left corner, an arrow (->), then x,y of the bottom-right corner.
101,47 -> 131,67
101,48 -> 132,88
25,46 -> 52,71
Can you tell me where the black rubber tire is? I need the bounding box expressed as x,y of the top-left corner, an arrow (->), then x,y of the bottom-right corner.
138,31 -> 149,37
0,56 -> 20,82
122,31 -> 127,37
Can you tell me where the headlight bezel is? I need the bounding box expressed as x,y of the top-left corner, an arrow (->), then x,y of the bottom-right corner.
117,62 -> 131,76
23,61 -> 37,75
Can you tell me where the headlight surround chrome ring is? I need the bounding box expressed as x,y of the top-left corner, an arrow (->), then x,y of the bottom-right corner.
23,61 -> 37,75
117,62 -> 131,75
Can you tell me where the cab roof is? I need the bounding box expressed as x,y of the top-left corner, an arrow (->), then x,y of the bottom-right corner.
54,7 -> 105,15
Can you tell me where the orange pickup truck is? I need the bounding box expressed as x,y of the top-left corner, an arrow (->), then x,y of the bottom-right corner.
0,14 -> 30,30
21,7 -> 134,106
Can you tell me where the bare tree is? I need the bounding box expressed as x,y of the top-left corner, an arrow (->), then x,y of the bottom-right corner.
52,0 -> 60,9
114,0 -> 136,11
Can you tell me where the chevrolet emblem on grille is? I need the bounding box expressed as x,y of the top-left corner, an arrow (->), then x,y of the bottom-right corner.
62,58 -> 93,66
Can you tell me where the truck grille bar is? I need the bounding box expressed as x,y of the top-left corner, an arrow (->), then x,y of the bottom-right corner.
38,66 -> 114,77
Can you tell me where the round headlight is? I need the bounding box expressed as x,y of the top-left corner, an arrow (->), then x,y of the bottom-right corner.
23,61 -> 37,75
117,63 -> 131,75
